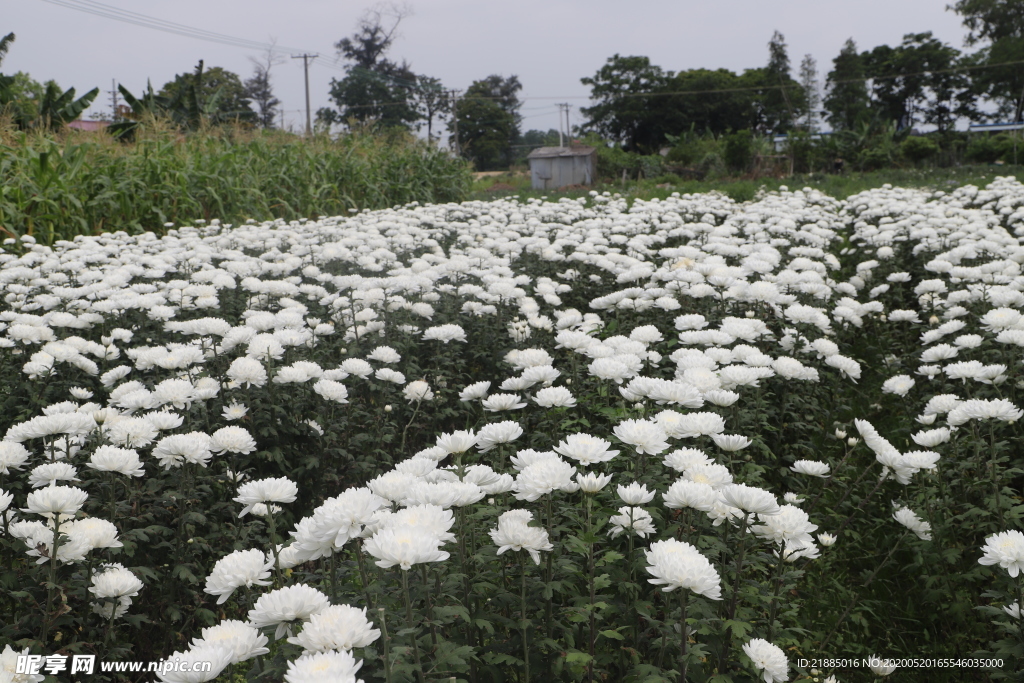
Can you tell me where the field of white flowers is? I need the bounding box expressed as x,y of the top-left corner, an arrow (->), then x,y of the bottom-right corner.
0,180 -> 1023,683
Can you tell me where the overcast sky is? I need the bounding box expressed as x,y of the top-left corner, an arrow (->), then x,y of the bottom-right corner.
6,0 -> 970,135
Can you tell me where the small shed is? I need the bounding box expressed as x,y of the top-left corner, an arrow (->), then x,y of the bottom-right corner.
527,146 -> 597,190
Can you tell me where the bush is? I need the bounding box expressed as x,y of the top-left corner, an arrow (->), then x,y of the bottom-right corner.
901,136 -> 940,164
722,130 -> 753,173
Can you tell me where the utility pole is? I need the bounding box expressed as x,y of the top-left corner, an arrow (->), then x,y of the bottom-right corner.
450,89 -> 461,156
291,53 -> 318,136
557,103 -> 572,147
109,79 -> 120,121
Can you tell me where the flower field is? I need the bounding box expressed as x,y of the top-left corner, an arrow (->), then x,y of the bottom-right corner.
1,180 -> 1023,683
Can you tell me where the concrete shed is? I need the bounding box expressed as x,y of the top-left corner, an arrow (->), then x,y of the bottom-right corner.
526,146 -> 597,190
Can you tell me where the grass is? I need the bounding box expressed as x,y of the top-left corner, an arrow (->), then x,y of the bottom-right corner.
468,164 -> 1023,203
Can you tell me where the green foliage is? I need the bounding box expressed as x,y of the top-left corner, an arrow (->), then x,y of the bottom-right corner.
901,135 -> 941,163
824,38 -> 871,132
0,126 -> 471,243
158,64 -> 254,123
723,130 -> 754,172
452,75 -> 523,171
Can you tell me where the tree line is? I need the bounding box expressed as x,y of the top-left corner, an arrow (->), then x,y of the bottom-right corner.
4,0 -> 1024,171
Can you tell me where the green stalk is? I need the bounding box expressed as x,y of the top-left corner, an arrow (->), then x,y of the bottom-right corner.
378,607 -> 393,683
679,589 -> 689,683
41,516 -> 63,646
402,569 -> 426,683
522,556 -> 531,683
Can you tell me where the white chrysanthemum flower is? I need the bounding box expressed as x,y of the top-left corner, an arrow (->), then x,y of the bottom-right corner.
608,506 -> 656,538
881,374 -> 915,397
742,638 -> 789,683
367,346 -> 401,363
362,525 -> 450,570
663,479 -> 717,512
818,532 -> 837,546
534,386 -> 577,407
576,471 -> 612,493
192,620 -> 269,664
481,393 -> 526,411
1,643 -> 45,683
156,645 -> 232,683
644,538 -> 722,599
403,380 -> 434,402
227,357 -> 268,388
979,530 -> 1024,577
28,462 -> 79,488
211,426 -> 258,455
893,506 -> 932,541
0,442 -> 30,474
868,655 -> 897,676
90,563 -> 143,600
205,549 -> 274,605
790,460 -> 830,478
489,509 -> 552,565
554,433 -> 619,466
313,379 -> 350,404
514,457 -> 579,501
235,477 -> 299,517
614,419 -> 670,455
711,433 -> 751,452
476,421 -> 523,452
283,649 -> 363,683
23,484 -> 88,519
720,483 -> 780,515
752,504 -> 817,545
248,584 -> 331,639
663,447 -> 710,472
459,381 -> 491,401
222,402 -> 248,420
287,604 -> 380,652
423,323 -> 467,343
152,432 -> 214,469
617,482 -> 656,505
68,517 -> 122,551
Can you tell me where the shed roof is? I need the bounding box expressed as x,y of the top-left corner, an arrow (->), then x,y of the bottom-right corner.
527,145 -> 596,159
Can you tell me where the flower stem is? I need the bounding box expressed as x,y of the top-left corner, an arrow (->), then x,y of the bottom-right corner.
402,569 -> 426,683
378,607 -> 393,683
679,589 -> 689,683
522,557 -> 531,683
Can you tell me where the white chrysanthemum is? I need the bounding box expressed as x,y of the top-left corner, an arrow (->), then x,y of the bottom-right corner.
248,584 -> 331,639
459,381 -> 491,401
893,506 -> 932,541
287,604 -> 380,652
0,442 -> 30,474
554,433 -> 619,465
211,426 -> 258,455
534,386 -> 577,407
23,485 -> 88,519
192,620 -> 269,664
423,323 -> 467,343
790,460 -> 830,478
752,504 -> 817,545
663,447 -> 710,472
156,645 -> 232,683
489,509 -> 552,565
613,419 -> 670,455
235,477 -> 298,517
227,357 -> 268,388
979,530 -> 1024,577
644,538 -> 722,599
152,432 -> 213,469
313,379 -> 349,404
608,506 -> 656,538
68,517 -> 122,551
205,549 -> 274,605
663,479 -> 717,512
283,650 -> 363,683
711,433 -> 751,452
720,483 -> 780,515
576,471 -> 612,493
223,402 -> 248,420
1,644 -> 45,683
481,393 -> 526,411
881,374 -> 915,397
403,380 -> 434,402
616,481 -> 656,505
476,421 -> 523,452
28,462 -> 79,488
514,457 -> 579,501
678,412 -> 726,438
362,525 -> 450,570
742,638 -> 789,683
90,564 -> 143,599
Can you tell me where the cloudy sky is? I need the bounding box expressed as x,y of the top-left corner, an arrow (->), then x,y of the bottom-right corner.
6,0 -> 970,134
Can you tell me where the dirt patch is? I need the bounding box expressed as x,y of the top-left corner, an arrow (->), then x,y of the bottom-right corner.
486,183 -> 518,192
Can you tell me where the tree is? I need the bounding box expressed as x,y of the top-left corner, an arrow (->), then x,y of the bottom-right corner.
861,32 -> 969,131
159,65 -> 254,122
0,32 -> 99,130
245,46 -> 283,129
319,4 -> 420,129
580,55 -> 672,151
450,75 -> 522,170
759,31 -> 802,133
952,0 -> 1024,119
798,54 -> 820,130
824,38 -> 871,131
412,75 -> 449,141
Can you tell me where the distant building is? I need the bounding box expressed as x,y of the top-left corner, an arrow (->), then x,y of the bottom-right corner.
67,120 -> 110,132
526,146 -> 597,190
